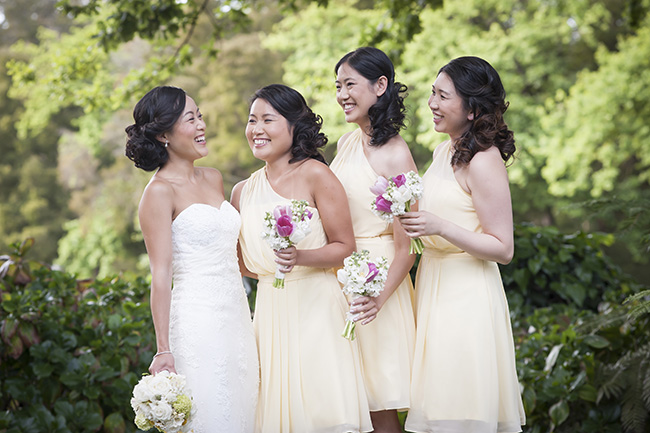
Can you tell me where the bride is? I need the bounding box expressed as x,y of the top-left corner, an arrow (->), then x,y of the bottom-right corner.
125,86 -> 259,432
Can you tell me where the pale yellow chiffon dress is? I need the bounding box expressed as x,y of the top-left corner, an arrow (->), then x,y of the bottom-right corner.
330,128 -> 416,412
239,167 -> 372,433
405,141 -> 526,433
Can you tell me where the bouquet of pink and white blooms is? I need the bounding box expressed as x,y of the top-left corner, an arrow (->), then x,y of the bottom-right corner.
130,371 -> 194,433
262,199 -> 313,288
370,171 -> 425,254
337,250 -> 389,341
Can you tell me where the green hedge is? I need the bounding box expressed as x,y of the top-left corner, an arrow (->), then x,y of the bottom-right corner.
1,240 -> 154,433
502,224 -> 649,433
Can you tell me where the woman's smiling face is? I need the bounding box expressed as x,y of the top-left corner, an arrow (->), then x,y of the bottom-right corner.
335,62 -> 382,128
245,98 -> 293,162
428,72 -> 474,142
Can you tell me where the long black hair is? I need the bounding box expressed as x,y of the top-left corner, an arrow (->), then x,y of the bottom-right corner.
335,47 -> 407,146
250,84 -> 327,164
439,56 -> 515,166
125,86 -> 187,171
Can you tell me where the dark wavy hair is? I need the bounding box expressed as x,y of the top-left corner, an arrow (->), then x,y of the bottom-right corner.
335,46 -> 407,146
439,56 -> 515,167
250,84 -> 327,164
125,86 -> 187,171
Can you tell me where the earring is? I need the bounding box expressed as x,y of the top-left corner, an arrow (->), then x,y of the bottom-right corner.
165,141 -> 169,148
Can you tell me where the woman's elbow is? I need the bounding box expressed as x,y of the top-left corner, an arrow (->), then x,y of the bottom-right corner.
497,244 -> 514,265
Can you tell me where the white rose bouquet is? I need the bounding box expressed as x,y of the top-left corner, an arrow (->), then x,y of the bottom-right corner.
262,199 -> 313,288
370,171 -> 425,254
130,371 -> 194,433
337,250 -> 389,341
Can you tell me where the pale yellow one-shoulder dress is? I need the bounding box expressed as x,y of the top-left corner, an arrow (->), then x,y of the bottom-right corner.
405,141 -> 526,433
239,167 -> 372,433
330,128 -> 416,412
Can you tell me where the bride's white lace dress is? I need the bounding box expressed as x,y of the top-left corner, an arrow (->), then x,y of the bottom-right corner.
169,202 -> 259,432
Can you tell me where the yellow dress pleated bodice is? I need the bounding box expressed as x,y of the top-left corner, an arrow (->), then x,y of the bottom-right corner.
405,141 -> 526,433
238,167 -> 372,433
330,128 -> 416,412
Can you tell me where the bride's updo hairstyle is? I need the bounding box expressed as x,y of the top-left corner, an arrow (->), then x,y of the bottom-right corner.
125,86 -> 187,171
250,84 -> 328,165
335,46 -> 408,147
438,56 -> 515,167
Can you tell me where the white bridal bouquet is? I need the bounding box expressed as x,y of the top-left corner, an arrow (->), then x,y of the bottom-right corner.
369,171 -> 425,254
262,199 -> 313,288
337,250 -> 389,341
130,371 -> 194,433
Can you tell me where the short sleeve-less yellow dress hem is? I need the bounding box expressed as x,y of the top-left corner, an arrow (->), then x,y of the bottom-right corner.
404,141 -> 526,433
330,128 -> 416,412
239,167 -> 373,433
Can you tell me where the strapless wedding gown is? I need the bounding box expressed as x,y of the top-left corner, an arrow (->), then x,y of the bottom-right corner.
169,202 -> 259,433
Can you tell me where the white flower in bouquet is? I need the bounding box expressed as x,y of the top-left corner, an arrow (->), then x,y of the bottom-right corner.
337,250 -> 389,341
369,171 -> 425,254
261,199 -> 313,288
131,371 -> 194,433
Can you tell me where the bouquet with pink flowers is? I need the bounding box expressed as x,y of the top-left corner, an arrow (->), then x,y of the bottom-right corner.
336,250 -> 388,341
262,199 -> 313,288
370,171 -> 425,254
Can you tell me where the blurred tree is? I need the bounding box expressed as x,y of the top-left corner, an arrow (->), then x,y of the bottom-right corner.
0,0 -> 72,262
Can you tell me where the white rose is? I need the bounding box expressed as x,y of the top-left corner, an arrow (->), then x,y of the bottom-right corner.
133,380 -> 156,402
150,376 -> 173,398
289,227 -> 306,244
151,401 -> 173,422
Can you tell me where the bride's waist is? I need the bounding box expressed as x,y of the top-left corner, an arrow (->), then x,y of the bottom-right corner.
172,258 -> 238,277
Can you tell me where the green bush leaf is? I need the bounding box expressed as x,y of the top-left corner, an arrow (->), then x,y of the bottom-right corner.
103,412 -> 126,433
549,399 -> 570,426
32,362 -> 55,378
54,401 -> 74,419
583,335 -> 610,349
578,384 -> 598,402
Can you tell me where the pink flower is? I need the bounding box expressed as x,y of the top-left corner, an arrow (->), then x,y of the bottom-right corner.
275,215 -> 294,237
375,196 -> 393,213
369,176 -> 389,196
273,205 -> 292,221
365,263 -> 379,283
392,173 -> 406,187
304,209 -> 313,220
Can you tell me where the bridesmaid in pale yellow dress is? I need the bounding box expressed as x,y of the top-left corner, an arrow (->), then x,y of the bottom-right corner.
330,47 -> 417,433
231,84 -> 372,433
398,57 -> 526,432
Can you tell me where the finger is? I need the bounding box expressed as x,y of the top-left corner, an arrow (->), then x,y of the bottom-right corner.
350,297 -> 369,307
351,301 -> 376,314
361,313 -> 378,325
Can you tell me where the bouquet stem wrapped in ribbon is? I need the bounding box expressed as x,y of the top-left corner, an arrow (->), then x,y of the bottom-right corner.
337,250 -> 388,341
370,171 -> 425,254
262,199 -> 313,288
130,371 -> 194,433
